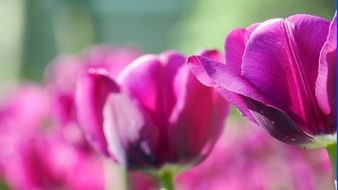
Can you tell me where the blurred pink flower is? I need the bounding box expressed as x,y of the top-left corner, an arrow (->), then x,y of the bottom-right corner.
0,84 -> 50,133
44,45 -> 142,148
2,136 -> 104,190
76,51 -> 229,171
0,85 -> 105,190
45,45 -> 142,126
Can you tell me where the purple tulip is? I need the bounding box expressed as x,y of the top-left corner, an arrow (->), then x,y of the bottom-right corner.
76,51 -> 229,171
188,14 -> 336,148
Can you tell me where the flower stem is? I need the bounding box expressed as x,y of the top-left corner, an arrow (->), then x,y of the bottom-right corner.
157,170 -> 174,190
326,142 -> 336,179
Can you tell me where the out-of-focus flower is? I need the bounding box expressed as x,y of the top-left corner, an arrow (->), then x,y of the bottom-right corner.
2,136 -> 104,190
0,46 -> 142,189
0,85 -> 105,190
188,13 -> 336,148
0,84 -> 50,134
0,84 -> 51,185
44,45 -> 141,148
128,121 -> 334,190
176,121 -> 334,190
76,51 -> 229,172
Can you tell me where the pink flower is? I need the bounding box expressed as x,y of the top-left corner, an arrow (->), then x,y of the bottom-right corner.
44,45 -> 141,148
76,51 -> 229,171
188,13 -> 336,147
0,85 -> 105,190
45,45 -> 141,127
2,136 -> 104,190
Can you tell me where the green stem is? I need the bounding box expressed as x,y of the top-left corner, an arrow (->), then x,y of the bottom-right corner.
157,170 -> 174,190
326,142 -> 336,179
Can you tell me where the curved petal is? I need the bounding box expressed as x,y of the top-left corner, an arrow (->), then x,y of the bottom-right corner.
83,45 -> 141,78
75,70 -> 119,157
187,56 -> 217,87
169,64 -> 229,164
117,51 -> 185,127
224,23 -> 259,73
316,13 -> 337,116
187,55 -> 270,123
242,15 -> 330,134
198,49 -> 224,62
187,54 -> 316,145
242,96 -> 313,145
103,93 -> 161,170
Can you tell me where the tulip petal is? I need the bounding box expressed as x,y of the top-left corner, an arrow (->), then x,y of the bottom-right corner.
188,55 -> 270,123
103,93 -> 160,170
169,65 -> 229,164
224,23 -> 259,73
117,51 -> 185,126
198,49 -> 224,62
243,96 -> 313,145
188,56 -> 218,87
242,15 -> 330,134
83,46 -> 141,78
76,70 -> 119,157
187,55 -> 314,145
316,13 -> 337,115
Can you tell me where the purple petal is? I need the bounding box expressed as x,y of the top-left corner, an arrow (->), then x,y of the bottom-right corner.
242,15 -> 330,134
316,13 -> 337,115
242,96 -> 313,145
187,56 -> 218,87
224,23 -> 259,73
83,45 -> 142,78
117,51 -> 185,127
198,49 -> 224,62
187,55 -> 314,145
187,55 -> 270,123
75,70 -> 119,157
169,64 -> 229,164
187,49 -> 224,87
103,93 -> 161,170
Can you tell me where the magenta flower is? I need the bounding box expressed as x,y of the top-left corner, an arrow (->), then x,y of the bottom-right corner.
1,136 -> 104,190
43,46 -> 141,149
0,85 -> 105,190
76,51 -> 229,171
0,84 -> 51,135
45,45 -> 141,128
188,14 -> 336,148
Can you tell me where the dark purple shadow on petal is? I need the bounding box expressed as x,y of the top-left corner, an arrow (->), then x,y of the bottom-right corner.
103,92 -> 166,170
243,96 -> 313,145
125,135 -> 162,170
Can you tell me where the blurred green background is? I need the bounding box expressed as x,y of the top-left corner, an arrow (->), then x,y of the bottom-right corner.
0,0 -> 335,83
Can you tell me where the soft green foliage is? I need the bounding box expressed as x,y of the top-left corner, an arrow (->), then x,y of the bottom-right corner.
171,0 -> 335,53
